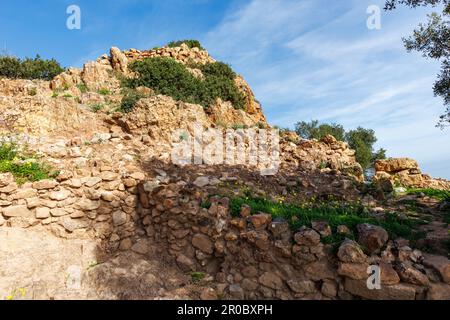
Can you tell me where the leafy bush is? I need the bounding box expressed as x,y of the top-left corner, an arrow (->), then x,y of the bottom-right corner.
0,55 -> 64,80
167,40 -> 204,50
123,57 -> 245,111
0,142 -> 57,184
200,61 -> 236,79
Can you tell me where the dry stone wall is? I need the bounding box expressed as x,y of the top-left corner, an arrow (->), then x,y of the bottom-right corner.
133,181 -> 450,300
1,163 -> 450,300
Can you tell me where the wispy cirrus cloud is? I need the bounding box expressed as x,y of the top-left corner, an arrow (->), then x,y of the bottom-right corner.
204,0 -> 450,179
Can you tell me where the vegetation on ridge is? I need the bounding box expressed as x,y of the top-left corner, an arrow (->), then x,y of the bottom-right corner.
120,57 -> 245,112
167,39 -> 204,50
0,54 -> 64,80
229,195 -> 426,244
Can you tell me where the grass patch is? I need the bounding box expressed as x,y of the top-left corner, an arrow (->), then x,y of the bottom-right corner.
407,188 -> 450,201
229,196 -> 421,242
0,142 -> 57,184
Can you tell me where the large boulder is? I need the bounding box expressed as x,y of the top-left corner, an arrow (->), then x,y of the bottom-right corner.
375,158 -> 419,174
357,224 -> 388,254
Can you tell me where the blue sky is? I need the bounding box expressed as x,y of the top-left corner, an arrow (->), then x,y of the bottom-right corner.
1,0 -> 449,178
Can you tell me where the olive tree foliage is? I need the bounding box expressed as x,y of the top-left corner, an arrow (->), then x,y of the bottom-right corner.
385,0 -> 450,127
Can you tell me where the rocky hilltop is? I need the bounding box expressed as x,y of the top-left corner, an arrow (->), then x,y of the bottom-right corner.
0,43 -> 449,300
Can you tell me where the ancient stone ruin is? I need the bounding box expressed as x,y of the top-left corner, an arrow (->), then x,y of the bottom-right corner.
0,44 -> 449,300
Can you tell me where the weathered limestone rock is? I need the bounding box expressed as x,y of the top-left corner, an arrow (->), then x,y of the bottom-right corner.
337,262 -> 369,280
248,213 -> 271,230
240,204 -> 251,218
294,227 -> 321,246
176,254 -> 195,271
395,263 -> 429,286
375,158 -> 419,173
192,233 -> 214,254
2,205 -> 33,218
229,284 -> 245,299
427,283 -> 450,300
75,198 -> 100,211
110,47 -> 128,73
12,188 -> 37,200
50,208 -> 69,217
357,223 -> 388,254
0,173 -> 14,187
32,179 -> 58,190
258,272 -> 283,290
311,220 -> 332,237
193,176 -> 210,188
83,177 -> 102,187
380,262 -> 401,285
423,254 -> 450,284
286,280 -> 316,294
112,211 -> 127,226
337,239 -> 367,264
35,207 -> 50,219
49,189 -> 71,201
131,240 -> 149,255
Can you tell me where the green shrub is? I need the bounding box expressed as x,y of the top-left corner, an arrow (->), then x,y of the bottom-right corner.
123,57 -> 245,111
28,88 -> 37,96
77,83 -> 88,93
98,88 -> 111,95
119,88 -> 145,113
407,188 -> 450,201
89,104 -> 104,113
0,55 -> 64,80
0,142 -> 57,184
167,40 -> 204,50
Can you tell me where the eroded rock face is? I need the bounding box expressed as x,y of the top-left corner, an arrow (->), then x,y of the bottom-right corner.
374,158 -> 450,190
375,158 -> 419,173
